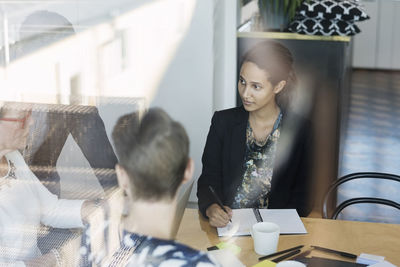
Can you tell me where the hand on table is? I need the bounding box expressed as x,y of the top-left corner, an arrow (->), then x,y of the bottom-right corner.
206,203 -> 232,227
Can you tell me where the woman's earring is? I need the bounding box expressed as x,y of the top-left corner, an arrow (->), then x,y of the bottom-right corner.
121,190 -> 130,217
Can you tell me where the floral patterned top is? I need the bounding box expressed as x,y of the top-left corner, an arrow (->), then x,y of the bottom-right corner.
108,231 -> 219,267
232,112 -> 282,209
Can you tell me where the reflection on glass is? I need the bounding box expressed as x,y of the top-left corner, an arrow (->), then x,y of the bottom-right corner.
1,0 -> 196,105
0,0 -> 196,265
0,98 -> 144,266
0,103 -> 85,266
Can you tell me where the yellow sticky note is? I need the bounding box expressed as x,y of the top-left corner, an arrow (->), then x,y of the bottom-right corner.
252,260 -> 277,267
215,242 -> 241,255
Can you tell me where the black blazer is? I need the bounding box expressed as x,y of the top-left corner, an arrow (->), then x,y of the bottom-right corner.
197,106 -> 313,217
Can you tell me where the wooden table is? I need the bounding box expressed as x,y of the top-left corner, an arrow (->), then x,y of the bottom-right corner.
176,208 -> 400,266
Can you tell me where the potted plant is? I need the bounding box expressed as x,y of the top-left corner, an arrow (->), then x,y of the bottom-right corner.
258,0 -> 309,31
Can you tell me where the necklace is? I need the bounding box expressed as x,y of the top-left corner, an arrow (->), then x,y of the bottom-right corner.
0,160 -> 17,191
249,126 -> 269,146
249,112 -> 283,146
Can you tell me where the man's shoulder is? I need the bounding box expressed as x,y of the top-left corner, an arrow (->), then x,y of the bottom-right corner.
127,236 -> 218,266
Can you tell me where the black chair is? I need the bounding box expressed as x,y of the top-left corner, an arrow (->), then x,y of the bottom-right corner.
322,172 -> 400,220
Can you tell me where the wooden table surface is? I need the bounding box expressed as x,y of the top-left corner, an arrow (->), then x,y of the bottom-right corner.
176,208 -> 400,266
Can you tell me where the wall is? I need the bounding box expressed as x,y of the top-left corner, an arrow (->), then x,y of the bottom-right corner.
150,0 -> 237,202
352,0 -> 400,69
1,0 -> 237,203
212,0 -> 237,111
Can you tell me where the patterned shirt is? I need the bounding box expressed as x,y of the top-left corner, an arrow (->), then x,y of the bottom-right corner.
108,231 -> 219,267
232,113 -> 282,209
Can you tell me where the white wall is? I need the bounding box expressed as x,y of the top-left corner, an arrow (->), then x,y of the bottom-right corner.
352,0 -> 400,69
352,0 -> 379,68
150,0 -> 237,202
376,0 -> 400,69
213,0 -> 237,111
150,0 -> 214,202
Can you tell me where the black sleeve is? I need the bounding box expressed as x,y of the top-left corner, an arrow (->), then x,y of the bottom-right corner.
197,111 -> 224,218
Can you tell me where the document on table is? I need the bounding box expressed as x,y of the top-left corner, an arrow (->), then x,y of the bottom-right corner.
369,261 -> 397,267
217,209 -> 307,237
217,209 -> 258,236
208,249 -> 246,267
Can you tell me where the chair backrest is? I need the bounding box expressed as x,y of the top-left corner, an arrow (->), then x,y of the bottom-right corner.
171,180 -> 194,238
322,172 -> 400,220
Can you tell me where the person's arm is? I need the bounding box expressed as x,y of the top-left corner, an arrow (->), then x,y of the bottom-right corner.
197,112 -> 232,227
34,171 -> 106,227
9,150 -> 85,228
28,167 -> 85,228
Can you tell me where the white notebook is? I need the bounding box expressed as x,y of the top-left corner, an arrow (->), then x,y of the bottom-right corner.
217,209 -> 307,237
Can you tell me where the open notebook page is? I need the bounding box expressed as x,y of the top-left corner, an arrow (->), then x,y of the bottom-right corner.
217,209 -> 307,236
217,209 -> 257,237
259,209 -> 307,234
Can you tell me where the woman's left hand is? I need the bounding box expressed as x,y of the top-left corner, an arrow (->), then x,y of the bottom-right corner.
81,198 -> 105,223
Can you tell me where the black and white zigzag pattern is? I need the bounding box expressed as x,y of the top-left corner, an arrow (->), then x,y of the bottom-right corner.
287,0 -> 368,36
288,17 -> 361,36
298,0 -> 369,21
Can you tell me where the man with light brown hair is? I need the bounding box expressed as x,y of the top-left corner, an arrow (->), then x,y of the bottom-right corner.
110,108 -> 219,266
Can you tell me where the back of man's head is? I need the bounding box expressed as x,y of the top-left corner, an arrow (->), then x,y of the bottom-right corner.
112,108 -> 189,201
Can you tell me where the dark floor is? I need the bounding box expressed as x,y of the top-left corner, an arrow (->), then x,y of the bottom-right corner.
338,69 -> 400,223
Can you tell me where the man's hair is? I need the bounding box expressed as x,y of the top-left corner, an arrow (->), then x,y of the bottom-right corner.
112,108 -> 189,201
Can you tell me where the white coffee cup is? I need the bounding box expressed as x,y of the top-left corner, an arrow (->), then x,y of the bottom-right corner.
251,222 -> 280,255
276,260 -> 306,267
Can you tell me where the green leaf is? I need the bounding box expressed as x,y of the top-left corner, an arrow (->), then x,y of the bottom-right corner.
284,0 -> 289,13
258,0 -> 311,23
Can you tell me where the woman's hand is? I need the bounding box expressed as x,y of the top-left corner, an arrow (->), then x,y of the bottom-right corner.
206,203 -> 232,227
81,198 -> 105,223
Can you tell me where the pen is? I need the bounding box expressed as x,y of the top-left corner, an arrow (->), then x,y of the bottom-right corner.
311,245 -> 357,259
208,185 -> 232,223
292,249 -> 312,260
207,246 -> 218,251
271,249 -> 302,263
258,245 -> 304,261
